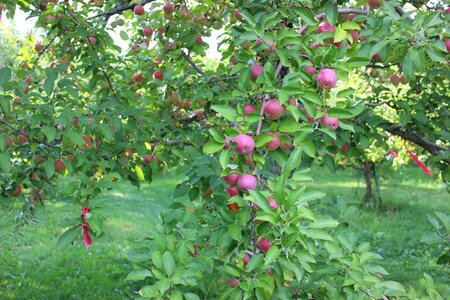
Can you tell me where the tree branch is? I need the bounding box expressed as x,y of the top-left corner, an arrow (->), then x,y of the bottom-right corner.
378,121 -> 449,163
149,140 -> 193,147
395,5 -> 414,21
87,0 -> 157,21
180,51 -> 206,76
0,119 -> 58,148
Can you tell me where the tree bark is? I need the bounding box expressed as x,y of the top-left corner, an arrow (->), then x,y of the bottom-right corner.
363,161 -> 373,208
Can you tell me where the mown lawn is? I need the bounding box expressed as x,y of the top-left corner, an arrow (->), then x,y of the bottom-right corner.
0,165 -> 449,299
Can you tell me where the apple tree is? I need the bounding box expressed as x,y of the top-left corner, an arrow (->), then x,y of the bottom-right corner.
0,0 -> 449,298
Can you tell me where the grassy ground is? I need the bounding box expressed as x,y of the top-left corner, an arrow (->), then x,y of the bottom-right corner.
0,165 -> 449,299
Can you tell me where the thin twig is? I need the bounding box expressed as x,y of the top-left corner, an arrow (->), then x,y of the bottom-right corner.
86,0 -> 157,21
180,51 -> 206,76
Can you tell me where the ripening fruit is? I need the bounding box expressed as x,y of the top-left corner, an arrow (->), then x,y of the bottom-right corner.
6,136 -> 13,148
144,154 -> 154,164
153,70 -> 164,80
243,103 -> 256,116
223,173 -> 239,185
88,36 -> 96,44
232,134 -> 255,154
341,143 -> 349,154
226,278 -> 240,288
163,2 -> 174,14
25,76 -> 33,85
203,187 -> 213,197
12,184 -> 23,197
390,74 -> 401,85
279,134 -> 292,151
18,134 -> 28,144
320,114 -> 340,131
55,158 -> 66,174
243,254 -> 250,266
236,174 -> 257,190
317,68 -> 338,91
311,42 -> 322,50
133,73 -> 143,83
348,13 -> 356,21
289,98 -> 298,106
305,65 -> 316,76
367,0 -> 383,9
317,21 -> 335,34
263,99 -> 284,120
265,132 -> 280,151
82,135 -> 91,148
267,197 -> 280,209
226,185 -> 239,197
349,30 -> 359,43
258,238 -> 271,252
195,35 -> 203,44
445,40 -> 450,52
34,43 -> 43,52
234,9 -> 241,19
134,4 -> 145,15
251,64 -> 264,81
144,27 -> 153,36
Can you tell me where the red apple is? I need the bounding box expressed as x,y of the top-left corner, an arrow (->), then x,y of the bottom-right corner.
144,27 -> 153,37
279,134 -> 292,151
12,184 -> 23,197
195,35 -> 202,44
224,173 -> 239,185
317,21 -> 335,34
267,197 -> 279,209
265,132 -> 280,151
144,154 -> 154,164
243,103 -> 256,116
232,134 -> 255,154
153,70 -> 164,80
34,43 -> 43,52
163,2 -> 174,14
368,0 -> 383,9
55,158 -> 66,174
320,114 -> 340,131
258,238 -> 271,252
134,4 -> 145,15
263,99 -> 284,120
226,185 -> 239,197
203,187 -> 213,197
88,36 -> 96,44
251,64 -> 264,81
305,65 -> 316,76
317,68 -> 338,90
236,174 -> 257,190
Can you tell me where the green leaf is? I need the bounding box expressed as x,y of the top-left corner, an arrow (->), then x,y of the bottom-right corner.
246,253 -> 264,272
337,88 -> 355,98
0,152 -> 11,173
229,223 -> 242,241
0,67 -> 11,87
325,1 -> 337,24
426,47 -> 446,64
347,57 -> 370,67
43,158 -> 55,179
203,140 -> 224,154
303,229 -> 333,241
297,190 -> 326,203
219,149 -> 231,169
402,50 -> 414,80
279,119 -> 302,133
99,124 -> 113,141
341,21 -> 361,30
139,285 -> 158,298
295,7 -> 317,26
411,47 -> 426,72
223,264 -> 243,277
310,218 -> 339,229
327,107 -> 353,118
211,105 -> 238,121
300,90 -> 322,105
209,128 -> 225,143
369,40 -> 390,57
126,269 -> 153,281
319,127 -> 336,140
248,190 -> 272,213
56,226 -> 81,250
298,140 -> 316,157
42,126 -> 56,142
284,147 -> 302,173
64,129 -> 85,147
334,26 -> 347,43
0,134 -> 5,152
120,30 -> 129,40
255,133 -> 276,147
264,245 -> 281,265
162,251 -> 175,276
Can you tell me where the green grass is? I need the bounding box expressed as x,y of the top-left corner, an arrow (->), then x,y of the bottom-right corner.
0,165 -> 449,299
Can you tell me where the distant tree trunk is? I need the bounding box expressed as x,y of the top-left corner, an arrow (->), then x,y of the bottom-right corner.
363,161 -> 373,208
362,161 -> 381,208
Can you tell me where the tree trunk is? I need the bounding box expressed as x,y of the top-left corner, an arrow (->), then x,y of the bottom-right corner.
363,161 -> 373,208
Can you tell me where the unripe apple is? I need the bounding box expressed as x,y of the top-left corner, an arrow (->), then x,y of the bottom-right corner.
134,4 -> 145,15
82,135 -> 91,148
305,65 -> 316,76
320,114 -> 340,131
18,134 -> 28,144
55,158 -> 66,174
317,21 -> 335,34
445,40 -> 450,52
258,238 -> 271,252
279,134 -> 292,151
390,74 -> 401,85
341,143 -> 349,154
6,136 -> 13,148
226,185 -> 239,197
25,76 -> 33,85
133,73 -> 143,83
267,197 -> 279,209
311,42 -> 322,50
236,174 -> 257,190
195,35 -> 202,44
251,64 -> 264,81
232,134 -> 255,154
265,132 -> 280,151
163,2 -> 174,14
153,70 -> 164,80
368,0 -> 383,9
34,43 -> 43,52
12,184 -> 23,197
144,154 -> 154,164
144,27 -> 153,37
88,36 -> 96,44
203,187 -> 213,197
282,97 -> 294,108
223,173 -> 239,185
349,30 -> 359,43
263,99 -> 284,120
317,68 -> 338,91
243,254 -> 250,266
243,103 -> 256,116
